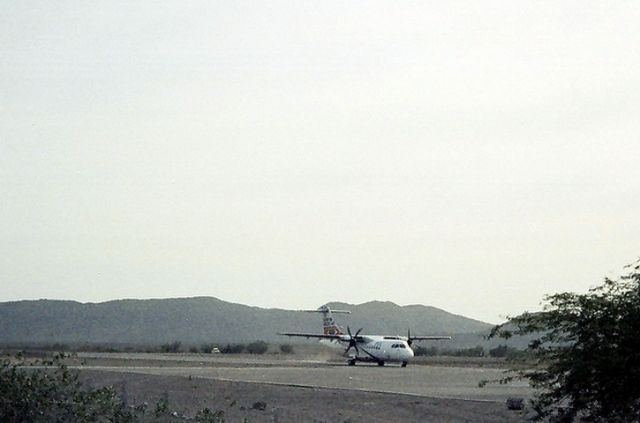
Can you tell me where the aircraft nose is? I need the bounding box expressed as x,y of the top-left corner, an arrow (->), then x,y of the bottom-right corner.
407,346 -> 414,358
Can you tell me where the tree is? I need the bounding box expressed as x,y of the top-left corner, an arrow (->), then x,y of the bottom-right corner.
489,260 -> 640,422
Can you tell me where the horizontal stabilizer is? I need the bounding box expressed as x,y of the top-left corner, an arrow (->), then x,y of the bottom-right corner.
409,335 -> 452,341
278,331 -> 346,340
299,309 -> 351,314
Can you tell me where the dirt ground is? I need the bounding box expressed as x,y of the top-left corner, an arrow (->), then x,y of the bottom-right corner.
80,369 -> 526,423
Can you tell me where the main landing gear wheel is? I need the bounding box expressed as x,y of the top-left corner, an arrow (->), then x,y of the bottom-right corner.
348,359 -> 356,366
401,361 -> 408,368
377,361 -> 385,366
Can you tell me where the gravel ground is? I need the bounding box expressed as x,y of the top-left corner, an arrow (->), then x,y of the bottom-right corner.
80,370 -> 527,423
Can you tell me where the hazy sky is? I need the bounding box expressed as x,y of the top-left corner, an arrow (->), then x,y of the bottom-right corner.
2,1 -> 639,323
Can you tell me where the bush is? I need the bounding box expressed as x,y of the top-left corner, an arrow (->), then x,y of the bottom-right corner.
246,341 -> 268,354
160,341 -> 182,353
488,259 -> 640,422
439,346 -> 485,357
221,344 -> 245,354
0,353 -> 226,422
1,354 -> 143,421
279,344 -> 293,354
488,344 -> 509,358
413,346 -> 438,356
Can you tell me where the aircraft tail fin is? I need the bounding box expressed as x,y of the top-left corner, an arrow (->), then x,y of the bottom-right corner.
300,305 -> 350,335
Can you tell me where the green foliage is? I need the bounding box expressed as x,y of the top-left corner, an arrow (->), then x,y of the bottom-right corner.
441,345 -> 485,357
488,344 -> 509,358
195,407 -> 225,423
154,392 -> 169,418
160,341 -> 182,353
246,341 -> 268,354
0,353 -> 226,422
413,346 -> 439,356
489,260 -> 640,422
221,344 -> 245,354
279,344 -> 293,354
0,353 -> 134,422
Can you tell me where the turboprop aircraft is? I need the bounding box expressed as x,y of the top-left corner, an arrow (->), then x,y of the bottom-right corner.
279,305 -> 451,367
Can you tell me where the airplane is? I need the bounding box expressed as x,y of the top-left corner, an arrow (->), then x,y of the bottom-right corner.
279,305 -> 451,367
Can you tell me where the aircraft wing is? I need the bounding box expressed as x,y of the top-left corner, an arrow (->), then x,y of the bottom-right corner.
278,332 -> 348,341
409,335 -> 452,341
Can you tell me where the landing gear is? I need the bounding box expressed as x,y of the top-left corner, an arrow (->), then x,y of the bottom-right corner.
348,359 -> 356,366
377,361 -> 385,366
401,361 -> 408,368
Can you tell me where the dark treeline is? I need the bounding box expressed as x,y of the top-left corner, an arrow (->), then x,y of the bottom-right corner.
0,340 -> 276,355
1,341 -> 524,358
413,344 -> 526,358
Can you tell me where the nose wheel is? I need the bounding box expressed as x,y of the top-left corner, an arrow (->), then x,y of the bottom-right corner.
401,361 -> 408,367
348,359 -> 356,366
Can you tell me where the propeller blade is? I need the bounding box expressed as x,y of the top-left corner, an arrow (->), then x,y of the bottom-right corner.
360,347 -> 382,364
345,326 -> 361,355
407,328 -> 413,346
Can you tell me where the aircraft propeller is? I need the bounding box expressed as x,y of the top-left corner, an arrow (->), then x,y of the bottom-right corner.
345,326 -> 363,355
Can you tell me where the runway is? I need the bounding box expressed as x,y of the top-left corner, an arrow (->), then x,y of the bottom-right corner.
76,353 -> 531,402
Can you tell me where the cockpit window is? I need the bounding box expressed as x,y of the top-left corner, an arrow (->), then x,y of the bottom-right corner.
391,343 -> 406,349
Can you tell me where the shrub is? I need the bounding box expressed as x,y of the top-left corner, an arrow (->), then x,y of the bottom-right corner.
2,353 -> 144,421
246,341 -> 268,354
279,344 -> 293,354
440,346 -> 485,357
488,344 -> 509,358
488,260 -> 640,422
160,341 -> 182,353
0,353 -> 226,422
221,344 -> 245,354
413,346 -> 438,356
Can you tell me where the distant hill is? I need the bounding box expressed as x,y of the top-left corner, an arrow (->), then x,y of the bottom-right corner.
0,297 -> 494,347
324,301 -> 490,336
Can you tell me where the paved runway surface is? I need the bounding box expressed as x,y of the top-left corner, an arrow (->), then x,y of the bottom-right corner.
77,353 -> 531,402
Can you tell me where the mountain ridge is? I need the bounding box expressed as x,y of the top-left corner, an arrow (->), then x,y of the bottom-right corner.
0,297 -> 493,346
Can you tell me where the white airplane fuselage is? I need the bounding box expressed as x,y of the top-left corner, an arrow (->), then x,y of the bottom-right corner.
280,305 -> 450,367
345,336 -> 414,366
